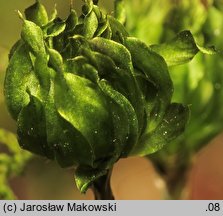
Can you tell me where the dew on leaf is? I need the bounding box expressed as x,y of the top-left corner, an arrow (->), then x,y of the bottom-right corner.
163,131 -> 168,136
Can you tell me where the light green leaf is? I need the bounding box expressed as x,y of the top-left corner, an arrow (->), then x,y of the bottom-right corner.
8,40 -> 23,60
90,52 -> 141,152
54,73 -> 114,165
47,21 -> 66,37
4,44 -> 39,120
99,80 -> 138,157
33,55 -> 54,90
21,19 -> 45,55
48,4 -> 57,23
90,37 -> 131,70
48,48 -> 63,72
131,103 -> 190,156
150,30 -> 216,66
0,129 -> 20,154
114,0 -> 126,25
44,82 -> 94,167
82,0 -> 94,15
101,24 -> 112,39
83,11 -> 98,39
94,20 -> 109,37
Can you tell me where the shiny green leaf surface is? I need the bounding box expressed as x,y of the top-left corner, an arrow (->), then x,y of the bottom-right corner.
83,11 -> 98,39
17,95 -> 48,156
4,44 -> 39,120
25,0 -> 48,27
47,24 -> 66,38
4,0 -> 196,193
124,37 -> 173,130
55,73 -> 114,162
21,19 -> 46,55
75,166 -> 107,193
150,30 -> 216,66
131,103 -> 190,156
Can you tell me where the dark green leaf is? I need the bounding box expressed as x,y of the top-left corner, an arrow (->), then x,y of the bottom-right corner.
75,166 -> 107,193
94,19 -> 109,37
124,37 -> 173,130
65,9 -> 78,32
90,38 -> 145,134
17,95 -> 49,157
25,0 -> 48,27
108,16 -> 128,42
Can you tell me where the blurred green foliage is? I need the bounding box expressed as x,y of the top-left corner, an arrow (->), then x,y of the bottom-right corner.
0,128 -> 31,199
124,0 -> 223,197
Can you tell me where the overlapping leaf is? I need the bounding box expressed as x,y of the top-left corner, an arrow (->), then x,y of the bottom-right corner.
4,0 -> 194,193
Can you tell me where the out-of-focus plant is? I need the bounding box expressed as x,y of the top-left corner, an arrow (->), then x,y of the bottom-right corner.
0,128 -> 31,199
3,0 -> 216,199
124,0 -> 223,198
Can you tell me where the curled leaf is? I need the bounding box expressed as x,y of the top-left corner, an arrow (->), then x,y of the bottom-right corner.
150,30 -> 216,66
124,37 -> 173,130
